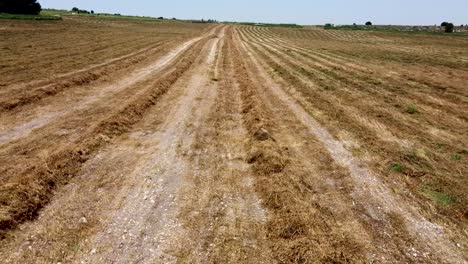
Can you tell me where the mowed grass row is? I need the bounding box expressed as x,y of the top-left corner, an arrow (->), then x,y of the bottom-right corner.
228,29 -> 371,263
267,26 -> 468,68
237,26 -> 467,229
0,33 -> 210,235
245,24 -> 468,207
244,26 -> 466,134
253,26 -> 468,95
0,16 -> 210,86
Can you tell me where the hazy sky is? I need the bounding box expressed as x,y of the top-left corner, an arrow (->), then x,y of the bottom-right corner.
39,0 -> 467,25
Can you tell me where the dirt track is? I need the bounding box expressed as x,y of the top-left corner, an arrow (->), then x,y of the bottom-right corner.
0,19 -> 467,263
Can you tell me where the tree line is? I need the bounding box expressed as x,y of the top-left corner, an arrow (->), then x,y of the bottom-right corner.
325,21 -> 462,33
441,22 -> 454,33
72,7 -> 94,15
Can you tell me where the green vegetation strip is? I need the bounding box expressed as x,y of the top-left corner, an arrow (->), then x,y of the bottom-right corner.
0,13 -> 61,20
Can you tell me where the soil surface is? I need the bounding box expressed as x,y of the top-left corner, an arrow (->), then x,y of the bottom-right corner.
0,17 -> 466,263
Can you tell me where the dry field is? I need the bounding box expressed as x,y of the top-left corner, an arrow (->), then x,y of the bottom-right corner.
0,16 -> 467,263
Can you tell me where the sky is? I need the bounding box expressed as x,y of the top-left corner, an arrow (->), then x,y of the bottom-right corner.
39,0 -> 467,26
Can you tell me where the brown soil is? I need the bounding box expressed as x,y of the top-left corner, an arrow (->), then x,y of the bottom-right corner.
0,17 -> 466,263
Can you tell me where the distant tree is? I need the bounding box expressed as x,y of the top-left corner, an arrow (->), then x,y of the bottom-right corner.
157,16 -> 164,19
90,10 -> 94,14
0,0 -> 42,15
353,23 -> 357,26
172,17 -> 176,20
445,23 -> 454,33
365,21 -> 372,26
440,22 -> 449,27
72,7 -> 79,12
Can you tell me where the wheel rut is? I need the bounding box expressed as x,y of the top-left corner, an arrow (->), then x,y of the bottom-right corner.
76,27 -> 226,264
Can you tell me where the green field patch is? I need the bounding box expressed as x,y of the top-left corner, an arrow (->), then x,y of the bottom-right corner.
420,185 -> 456,207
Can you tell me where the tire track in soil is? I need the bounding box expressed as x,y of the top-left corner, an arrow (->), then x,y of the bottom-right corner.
169,27 -> 274,263
230,28 -> 371,263
0,26 -> 222,263
76,27 -> 226,264
248,26 -> 467,107
242,35 -> 408,146
240,26 -> 468,234
0,40 -> 169,112
244,37 -> 456,153
237,29 -> 422,172
255,27 -> 468,109
0,34 -> 204,145
248,31 -> 467,131
243,26 -> 466,127
0,27 -> 219,235
0,40 -> 170,95
232,28 -> 378,263
235,28 -> 466,263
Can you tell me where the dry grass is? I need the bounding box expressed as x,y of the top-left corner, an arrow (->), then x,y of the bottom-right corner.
238,25 -> 468,232
0,32 -> 207,236
0,17 -> 208,87
229,28 -> 371,263
171,35 -> 274,263
0,20 -> 466,263
0,18 -> 209,112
